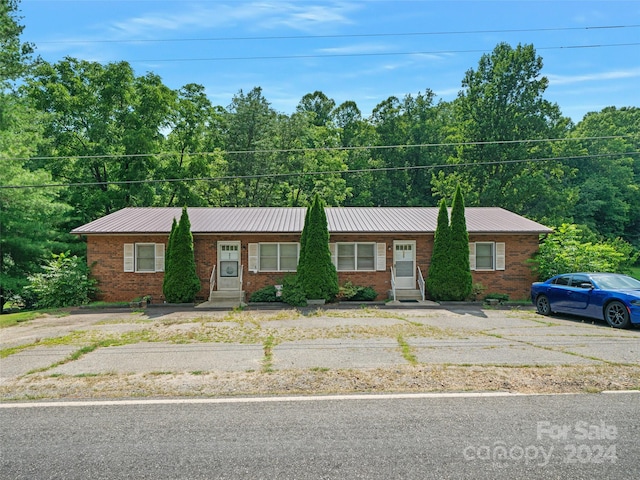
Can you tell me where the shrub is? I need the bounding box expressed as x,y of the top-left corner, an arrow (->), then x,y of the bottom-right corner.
339,282 -> 378,301
484,293 -> 509,303
250,285 -> 281,303
447,184 -> 473,300
163,207 -> 201,303
25,251 -> 98,308
426,198 -> 451,301
532,224 -> 638,280
280,274 -> 307,307
297,194 -> 339,301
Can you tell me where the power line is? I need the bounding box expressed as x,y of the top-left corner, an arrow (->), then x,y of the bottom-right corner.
129,42 -> 640,64
35,24 -> 640,45
11,135 -> 635,163
3,151 -> 637,190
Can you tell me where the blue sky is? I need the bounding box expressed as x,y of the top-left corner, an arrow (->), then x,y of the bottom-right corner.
19,0 -> 640,122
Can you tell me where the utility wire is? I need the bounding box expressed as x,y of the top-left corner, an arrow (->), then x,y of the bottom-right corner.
3,151 -> 637,190
130,42 -> 640,63
35,24 -> 640,44
10,135 -> 634,163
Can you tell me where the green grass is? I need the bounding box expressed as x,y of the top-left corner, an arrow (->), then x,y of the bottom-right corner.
262,335 -> 276,373
0,310 -> 44,328
629,265 -> 640,280
0,308 -> 70,328
397,334 -> 418,365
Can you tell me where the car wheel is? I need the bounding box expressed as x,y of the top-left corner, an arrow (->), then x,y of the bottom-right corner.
536,295 -> 551,315
604,301 -> 630,329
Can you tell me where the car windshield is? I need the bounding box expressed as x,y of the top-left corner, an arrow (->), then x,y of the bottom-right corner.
591,274 -> 640,290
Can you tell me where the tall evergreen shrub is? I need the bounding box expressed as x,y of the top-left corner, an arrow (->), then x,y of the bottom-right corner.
163,207 -> 201,303
448,185 -> 473,300
296,206 -> 311,286
162,217 -> 178,298
426,199 -> 451,300
297,194 -> 339,301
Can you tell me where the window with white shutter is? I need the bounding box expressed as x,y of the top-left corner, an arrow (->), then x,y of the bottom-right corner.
124,243 -> 165,273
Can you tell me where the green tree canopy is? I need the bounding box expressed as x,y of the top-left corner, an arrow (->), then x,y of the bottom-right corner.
441,43 -> 572,222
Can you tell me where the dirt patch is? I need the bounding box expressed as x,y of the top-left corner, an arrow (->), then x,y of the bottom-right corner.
2,365 -> 639,401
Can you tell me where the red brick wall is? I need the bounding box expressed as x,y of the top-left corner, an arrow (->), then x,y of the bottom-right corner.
87,235 -> 169,303
468,234 -> 540,300
86,232 -> 539,303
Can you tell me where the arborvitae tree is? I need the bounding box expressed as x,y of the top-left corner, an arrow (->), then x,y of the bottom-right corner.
426,198 -> 452,300
163,207 -> 201,303
448,184 -> 473,300
162,217 -> 178,299
296,206 -> 311,286
297,194 -> 339,301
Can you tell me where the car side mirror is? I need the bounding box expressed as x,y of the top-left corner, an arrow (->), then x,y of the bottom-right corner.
579,282 -> 594,289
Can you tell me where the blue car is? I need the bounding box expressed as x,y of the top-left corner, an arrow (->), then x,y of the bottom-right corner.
531,272 -> 640,328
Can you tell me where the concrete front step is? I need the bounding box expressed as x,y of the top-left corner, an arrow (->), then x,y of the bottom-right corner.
206,290 -> 246,305
388,289 -> 424,301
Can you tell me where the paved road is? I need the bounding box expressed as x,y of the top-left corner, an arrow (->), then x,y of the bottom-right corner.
1,392 -> 638,479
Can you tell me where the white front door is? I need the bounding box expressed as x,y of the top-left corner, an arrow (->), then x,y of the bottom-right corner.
393,241 -> 415,289
217,241 -> 241,291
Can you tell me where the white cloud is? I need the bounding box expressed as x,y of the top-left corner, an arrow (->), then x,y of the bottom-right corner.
107,1 -> 359,39
547,67 -> 640,85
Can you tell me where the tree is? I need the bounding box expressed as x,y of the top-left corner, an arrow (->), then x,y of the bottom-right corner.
1,0 -> 34,86
426,198 -> 451,300
532,224 -> 638,280
565,107 -> 640,246
297,194 -> 338,301
25,58 -> 175,224
223,87 -> 278,206
25,251 -> 97,308
161,217 -> 178,298
296,90 -> 335,127
445,43 -> 571,220
0,22 -> 71,310
426,187 -> 472,301
447,185 -> 473,300
162,207 -> 201,303
159,83 -> 227,207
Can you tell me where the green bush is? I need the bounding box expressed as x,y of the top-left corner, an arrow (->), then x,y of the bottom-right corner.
532,224 -> 638,280
484,293 -> 509,303
163,207 -> 201,303
249,285 -> 281,303
297,194 -> 339,301
339,282 -> 378,301
281,274 -> 307,307
25,251 -> 98,308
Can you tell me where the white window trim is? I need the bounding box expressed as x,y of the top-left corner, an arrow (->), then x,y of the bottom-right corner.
257,242 -> 299,272
469,242 -> 505,271
334,242 -> 377,272
124,243 -> 165,273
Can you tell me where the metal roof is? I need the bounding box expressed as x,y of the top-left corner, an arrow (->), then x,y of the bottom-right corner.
71,207 -> 552,235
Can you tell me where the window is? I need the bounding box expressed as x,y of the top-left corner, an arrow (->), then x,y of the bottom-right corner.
259,243 -> 298,272
124,243 -> 164,273
476,243 -> 494,270
569,274 -> 591,288
553,275 -> 571,286
136,244 -> 156,272
469,242 -> 505,271
336,243 -> 375,271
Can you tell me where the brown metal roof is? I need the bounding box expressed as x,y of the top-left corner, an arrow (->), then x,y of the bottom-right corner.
71,207 -> 552,235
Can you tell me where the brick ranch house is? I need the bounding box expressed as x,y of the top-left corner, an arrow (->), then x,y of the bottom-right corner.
71,207 -> 552,305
